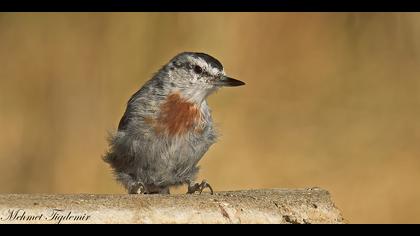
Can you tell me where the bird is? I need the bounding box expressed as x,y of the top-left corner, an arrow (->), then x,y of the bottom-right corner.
103,52 -> 245,195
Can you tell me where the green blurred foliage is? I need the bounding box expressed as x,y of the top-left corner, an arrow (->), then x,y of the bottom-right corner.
1,13 -> 420,223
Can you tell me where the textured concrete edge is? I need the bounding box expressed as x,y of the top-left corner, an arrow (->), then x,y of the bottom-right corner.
323,189 -> 347,224
0,188 -> 345,224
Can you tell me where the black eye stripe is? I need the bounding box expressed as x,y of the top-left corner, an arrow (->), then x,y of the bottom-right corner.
171,61 -> 214,77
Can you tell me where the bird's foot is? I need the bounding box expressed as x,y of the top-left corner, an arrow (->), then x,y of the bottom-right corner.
187,180 -> 214,195
128,181 -> 145,194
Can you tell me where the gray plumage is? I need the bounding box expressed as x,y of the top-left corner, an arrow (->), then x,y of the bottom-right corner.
103,52 -> 245,194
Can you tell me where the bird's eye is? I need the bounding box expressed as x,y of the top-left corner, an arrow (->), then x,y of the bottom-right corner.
193,65 -> 203,74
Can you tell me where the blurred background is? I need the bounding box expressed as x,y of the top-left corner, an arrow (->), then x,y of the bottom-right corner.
0,13 -> 420,223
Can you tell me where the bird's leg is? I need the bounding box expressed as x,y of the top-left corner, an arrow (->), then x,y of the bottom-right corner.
186,180 -> 214,195
128,181 -> 145,194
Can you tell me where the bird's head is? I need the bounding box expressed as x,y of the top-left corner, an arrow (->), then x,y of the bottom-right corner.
158,52 -> 245,104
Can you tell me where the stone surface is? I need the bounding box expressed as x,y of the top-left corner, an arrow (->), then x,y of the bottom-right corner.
0,188 -> 344,224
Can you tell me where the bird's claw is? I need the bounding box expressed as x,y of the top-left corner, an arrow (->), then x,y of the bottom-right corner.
187,180 -> 214,195
128,182 -> 145,194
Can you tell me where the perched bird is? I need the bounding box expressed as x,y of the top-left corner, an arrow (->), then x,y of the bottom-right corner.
103,52 -> 245,194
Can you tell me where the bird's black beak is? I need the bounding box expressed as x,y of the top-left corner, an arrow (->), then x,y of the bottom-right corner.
216,76 -> 245,87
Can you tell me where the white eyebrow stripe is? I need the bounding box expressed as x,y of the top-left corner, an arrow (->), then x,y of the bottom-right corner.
195,58 -> 208,69
190,57 -> 222,76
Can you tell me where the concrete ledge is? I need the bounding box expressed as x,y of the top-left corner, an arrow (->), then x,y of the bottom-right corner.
0,188 -> 344,224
